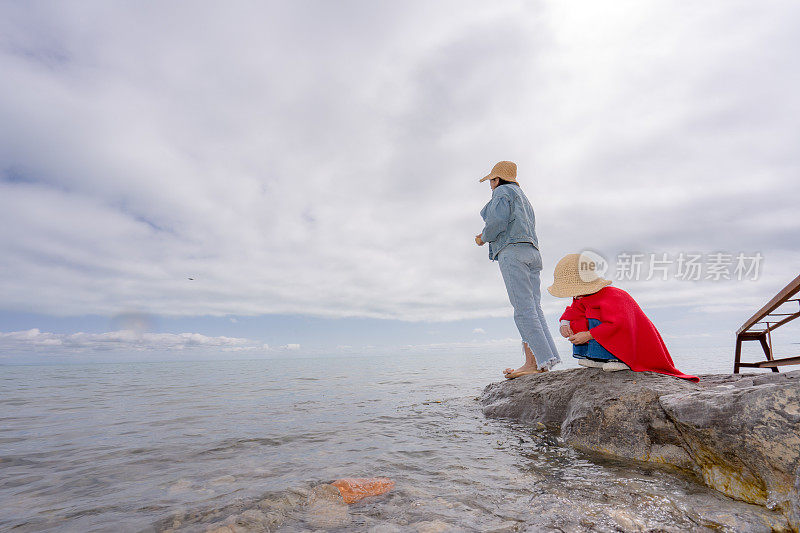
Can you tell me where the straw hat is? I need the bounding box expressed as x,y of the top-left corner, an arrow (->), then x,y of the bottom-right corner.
547,253 -> 612,298
479,161 -> 518,183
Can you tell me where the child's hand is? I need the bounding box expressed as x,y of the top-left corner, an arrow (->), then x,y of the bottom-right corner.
568,331 -> 593,345
475,234 -> 485,246
559,324 -> 573,338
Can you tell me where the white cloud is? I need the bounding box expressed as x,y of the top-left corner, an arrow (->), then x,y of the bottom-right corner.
0,1 -> 798,327
0,328 -> 265,354
283,343 -> 301,351
472,328 -> 486,334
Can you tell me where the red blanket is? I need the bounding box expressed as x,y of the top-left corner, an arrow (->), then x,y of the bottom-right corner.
560,286 -> 699,382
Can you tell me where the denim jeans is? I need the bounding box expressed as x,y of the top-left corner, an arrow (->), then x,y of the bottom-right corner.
497,243 -> 561,370
572,318 -> 618,361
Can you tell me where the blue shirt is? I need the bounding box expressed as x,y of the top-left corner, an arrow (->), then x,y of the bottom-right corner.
480,183 -> 539,261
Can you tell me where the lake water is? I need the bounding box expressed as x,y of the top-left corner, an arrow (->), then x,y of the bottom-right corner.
0,348 -> 787,532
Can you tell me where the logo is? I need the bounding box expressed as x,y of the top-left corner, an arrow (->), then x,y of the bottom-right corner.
577,250 -> 608,282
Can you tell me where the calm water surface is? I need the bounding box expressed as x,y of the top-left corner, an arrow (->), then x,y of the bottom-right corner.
0,349 -> 783,532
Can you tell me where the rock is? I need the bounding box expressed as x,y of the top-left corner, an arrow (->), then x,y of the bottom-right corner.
308,483 -> 345,505
660,371 -> 800,528
240,509 -> 266,521
205,526 -> 250,533
168,478 -> 193,494
607,508 -> 646,531
484,522 -> 520,532
305,499 -> 349,529
482,369 -> 698,463
331,477 -> 395,504
411,519 -> 454,533
205,527 -> 233,533
254,489 -> 307,530
209,475 -> 236,486
368,524 -> 404,533
238,509 -> 268,530
684,502 -> 793,532
304,483 -> 351,529
481,368 -> 800,530
213,515 -> 254,533
258,490 -> 305,513
432,496 -> 454,509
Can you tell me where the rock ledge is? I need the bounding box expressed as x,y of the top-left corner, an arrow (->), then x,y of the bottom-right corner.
481,369 -> 800,530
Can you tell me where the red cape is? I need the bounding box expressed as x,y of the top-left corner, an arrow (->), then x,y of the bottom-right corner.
560,286 -> 699,382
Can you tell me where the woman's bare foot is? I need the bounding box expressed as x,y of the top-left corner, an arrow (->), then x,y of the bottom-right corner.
503,363 -> 545,379
503,360 -> 546,373
504,342 -> 549,378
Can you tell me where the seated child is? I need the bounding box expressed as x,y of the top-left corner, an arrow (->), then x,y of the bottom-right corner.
547,253 -> 699,381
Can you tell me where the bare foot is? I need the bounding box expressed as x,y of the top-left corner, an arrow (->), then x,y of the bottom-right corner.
502,367 -> 529,376
504,363 -> 545,379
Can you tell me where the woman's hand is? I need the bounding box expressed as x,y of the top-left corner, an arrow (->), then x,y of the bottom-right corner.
568,331 -> 593,345
559,324 -> 573,338
475,234 -> 485,246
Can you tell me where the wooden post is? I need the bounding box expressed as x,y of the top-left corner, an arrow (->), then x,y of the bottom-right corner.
734,335 -> 742,374
758,335 -> 780,373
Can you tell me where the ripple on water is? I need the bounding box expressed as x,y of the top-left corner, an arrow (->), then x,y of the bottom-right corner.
0,358 -> 792,532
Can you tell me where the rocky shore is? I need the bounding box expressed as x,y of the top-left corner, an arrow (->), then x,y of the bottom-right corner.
481,368 -> 800,531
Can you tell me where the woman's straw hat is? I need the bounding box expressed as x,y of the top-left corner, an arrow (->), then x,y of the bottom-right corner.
547,253 -> 612,298
479,161 -> 518,183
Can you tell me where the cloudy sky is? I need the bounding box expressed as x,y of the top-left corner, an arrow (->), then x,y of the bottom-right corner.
1,1 -> 798,366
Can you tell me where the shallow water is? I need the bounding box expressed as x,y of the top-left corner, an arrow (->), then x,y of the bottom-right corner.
0,352 -> 786,532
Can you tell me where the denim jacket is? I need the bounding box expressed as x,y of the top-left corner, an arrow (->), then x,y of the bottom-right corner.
480,184 -> 539,261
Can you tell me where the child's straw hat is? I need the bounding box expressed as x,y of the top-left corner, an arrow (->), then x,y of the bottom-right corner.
547,253 -> 612,298
479,161 -> 518,183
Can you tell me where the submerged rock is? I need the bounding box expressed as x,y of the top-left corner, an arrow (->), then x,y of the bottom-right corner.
332,477 -> 396,504
410,519 -> 454,533
481,368 -> 800,530
305,483 -> 351,529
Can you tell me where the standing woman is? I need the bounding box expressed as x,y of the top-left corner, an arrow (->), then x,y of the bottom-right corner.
475,161 -> 561,378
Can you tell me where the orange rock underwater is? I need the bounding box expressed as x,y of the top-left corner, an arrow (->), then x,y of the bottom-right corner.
331,477 -> 395,504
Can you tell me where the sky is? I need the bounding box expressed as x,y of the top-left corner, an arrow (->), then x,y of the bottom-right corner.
1,1 -> 799,366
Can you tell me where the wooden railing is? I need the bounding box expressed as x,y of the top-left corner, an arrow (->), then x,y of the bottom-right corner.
734,274 -> 800,373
